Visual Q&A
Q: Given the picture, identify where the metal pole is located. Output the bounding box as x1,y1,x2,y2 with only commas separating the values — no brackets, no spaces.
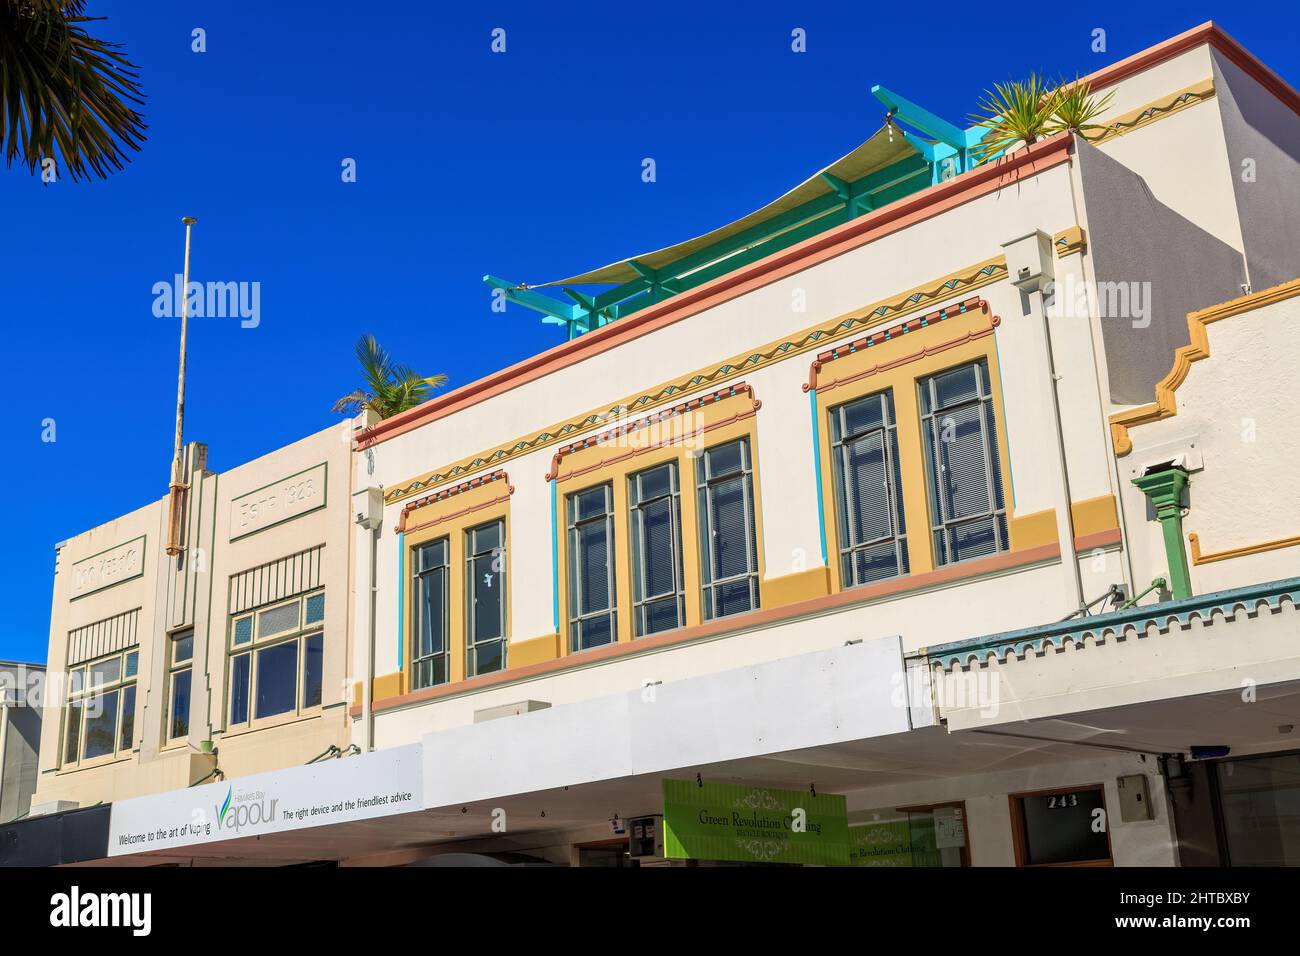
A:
166,217,197,556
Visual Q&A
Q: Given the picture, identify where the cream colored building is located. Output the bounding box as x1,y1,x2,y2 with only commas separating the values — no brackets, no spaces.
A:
32,421,359,812
23,22,1300,868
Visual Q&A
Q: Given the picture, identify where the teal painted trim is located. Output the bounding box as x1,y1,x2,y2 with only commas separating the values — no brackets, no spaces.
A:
872,85,984,150
396,532,405,671
809,389,828,566
925,576,1300,671
550,480,560,632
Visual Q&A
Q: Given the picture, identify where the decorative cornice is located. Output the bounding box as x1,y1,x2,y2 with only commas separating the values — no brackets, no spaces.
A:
1053,225,1086,258
1109,276,1300,455
547,384,757,481
925,576,1300,672
804,297,996,392
1078,23,1300,120
1189,530,1300,566
1083,79,1216,146
383,258,1007,503
395,470,512,533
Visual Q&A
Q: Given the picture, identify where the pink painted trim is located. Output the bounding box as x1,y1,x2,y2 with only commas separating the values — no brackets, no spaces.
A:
1080,22,1300,118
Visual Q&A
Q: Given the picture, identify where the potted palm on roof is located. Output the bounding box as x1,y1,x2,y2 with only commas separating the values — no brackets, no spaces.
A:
333,334,447,421
969,73,1113,163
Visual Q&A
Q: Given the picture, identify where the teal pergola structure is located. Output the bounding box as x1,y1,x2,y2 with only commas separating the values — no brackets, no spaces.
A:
486,87,994,340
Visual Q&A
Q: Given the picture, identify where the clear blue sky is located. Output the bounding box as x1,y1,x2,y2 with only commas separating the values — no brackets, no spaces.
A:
2,2,1294,663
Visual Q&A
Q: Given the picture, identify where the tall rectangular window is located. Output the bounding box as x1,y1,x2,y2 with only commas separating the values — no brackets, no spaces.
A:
696,438,761,621
919,359,1008,566
61,647,137,767
166,629,193,742
228,589,325,727
465,519,507,676
628,462,685,636
568,484,617,651
412,538,449,689
830,390,909,587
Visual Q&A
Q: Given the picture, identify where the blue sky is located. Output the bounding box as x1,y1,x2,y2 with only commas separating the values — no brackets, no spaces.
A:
2,2,1295,663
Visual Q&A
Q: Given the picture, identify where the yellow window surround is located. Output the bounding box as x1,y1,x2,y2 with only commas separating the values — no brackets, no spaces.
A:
808,297,1017,588
400,471,513,688
549,384,764,654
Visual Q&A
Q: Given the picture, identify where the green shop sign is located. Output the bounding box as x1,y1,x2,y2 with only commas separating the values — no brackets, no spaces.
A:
662,779,849,865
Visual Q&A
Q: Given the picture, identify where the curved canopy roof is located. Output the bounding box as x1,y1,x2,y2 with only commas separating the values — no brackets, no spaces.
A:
535,125,921,288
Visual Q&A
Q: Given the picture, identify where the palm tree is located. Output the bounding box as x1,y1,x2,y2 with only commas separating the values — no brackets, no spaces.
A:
1,1,146,181
333,334,448,420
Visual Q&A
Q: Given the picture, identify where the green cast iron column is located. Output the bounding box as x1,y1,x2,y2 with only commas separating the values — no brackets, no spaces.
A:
1132,467,1193,600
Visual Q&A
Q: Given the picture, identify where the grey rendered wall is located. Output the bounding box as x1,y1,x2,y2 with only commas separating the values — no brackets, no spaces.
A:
1212,50,1300,291
1075,139,1246,405
1,704,41,822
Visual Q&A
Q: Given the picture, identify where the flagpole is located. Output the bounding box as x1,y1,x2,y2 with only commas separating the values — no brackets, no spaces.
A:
165,216,197,556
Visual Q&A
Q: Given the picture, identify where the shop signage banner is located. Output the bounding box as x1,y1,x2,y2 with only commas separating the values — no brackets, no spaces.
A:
662,779,849,865
107,744,422,856
848,821,913,867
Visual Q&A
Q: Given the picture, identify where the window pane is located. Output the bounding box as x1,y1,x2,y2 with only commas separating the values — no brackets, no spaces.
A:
576,521,611,614
82,690,119,760
851,541,904,585
708,477,750,579
472,640,505,676
713,579,756,618
233,616,253,646
255,641,298,719
578,614,614,650
172,631,194,664
845,432,892,543
124,651,139,678
705,441,743,478
842,394,885,436
574,487,608,521
937,404,992,519
642,597,682,636
417,566,447,658
414,656,447,690
471,554,504,642
230,653,251,724
637,464,673,501
417,539,447,572
169,669,192,740
930,364,981,410
120,685,136,751
302,633,323,709
64,700,83,764
641,499,678,598
89,656,120,688
304,592,325,625
472,521,501,554
258,601,300,639
69,667,84,696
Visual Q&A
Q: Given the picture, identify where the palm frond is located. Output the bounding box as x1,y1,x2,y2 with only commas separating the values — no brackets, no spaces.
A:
969,73,1058,164
1048,76,1115,138
1,0,147,181
336,335,446,420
